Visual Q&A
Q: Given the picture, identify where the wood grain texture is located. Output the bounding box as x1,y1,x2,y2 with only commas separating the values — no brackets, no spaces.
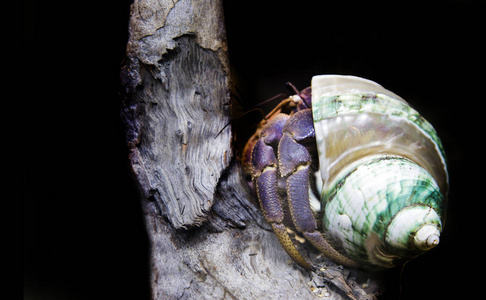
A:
122,0,231,229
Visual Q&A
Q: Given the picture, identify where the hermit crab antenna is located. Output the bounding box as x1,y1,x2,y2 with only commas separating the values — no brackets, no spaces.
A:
285,82,300,95
250,93,288,109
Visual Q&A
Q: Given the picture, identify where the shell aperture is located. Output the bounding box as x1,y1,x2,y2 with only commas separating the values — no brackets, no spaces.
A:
311,75,448,269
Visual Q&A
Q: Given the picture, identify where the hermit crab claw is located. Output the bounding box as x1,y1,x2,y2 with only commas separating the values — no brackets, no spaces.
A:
249,109,358,269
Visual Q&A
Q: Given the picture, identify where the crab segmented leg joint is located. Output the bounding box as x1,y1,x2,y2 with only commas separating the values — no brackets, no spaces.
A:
278,110,359,268
251,109,358,269
251,114,313,269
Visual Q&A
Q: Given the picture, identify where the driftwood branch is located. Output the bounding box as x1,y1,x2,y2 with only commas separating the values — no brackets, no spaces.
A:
121,0,381,299
122,0,231,229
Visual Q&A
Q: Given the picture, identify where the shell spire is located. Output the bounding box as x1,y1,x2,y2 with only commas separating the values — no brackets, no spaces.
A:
414,225,440,250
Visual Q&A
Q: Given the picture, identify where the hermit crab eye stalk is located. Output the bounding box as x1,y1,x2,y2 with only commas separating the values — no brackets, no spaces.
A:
242,75,448,271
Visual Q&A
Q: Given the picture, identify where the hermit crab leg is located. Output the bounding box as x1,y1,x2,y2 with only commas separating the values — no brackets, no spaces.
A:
255,168,313,270
251,115,313,270
278,110,359,268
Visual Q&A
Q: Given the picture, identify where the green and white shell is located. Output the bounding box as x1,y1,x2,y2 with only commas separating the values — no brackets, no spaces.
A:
311,75,448,270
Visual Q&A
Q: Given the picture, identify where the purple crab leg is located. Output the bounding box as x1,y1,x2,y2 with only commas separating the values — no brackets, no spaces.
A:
251,115,313,269
279,110,359,268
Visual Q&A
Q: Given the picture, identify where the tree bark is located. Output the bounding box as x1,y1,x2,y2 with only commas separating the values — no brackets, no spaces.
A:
121,0,381,299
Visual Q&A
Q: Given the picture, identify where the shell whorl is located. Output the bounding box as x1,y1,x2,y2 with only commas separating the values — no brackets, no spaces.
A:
311,75,448,269
386,206,441,252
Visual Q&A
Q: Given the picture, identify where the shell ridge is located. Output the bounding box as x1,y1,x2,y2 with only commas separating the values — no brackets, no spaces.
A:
313,92,448,195
313,92,447,160
322,156,444,268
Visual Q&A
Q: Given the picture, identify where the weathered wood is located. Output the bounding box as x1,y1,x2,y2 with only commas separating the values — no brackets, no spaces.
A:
122,0,231,229
121,0,381,299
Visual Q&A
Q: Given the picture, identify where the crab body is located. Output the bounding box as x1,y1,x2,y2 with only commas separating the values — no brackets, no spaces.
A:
243,75,448,271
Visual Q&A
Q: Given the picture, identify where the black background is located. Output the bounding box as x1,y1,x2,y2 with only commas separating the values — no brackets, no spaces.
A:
24,1,482,299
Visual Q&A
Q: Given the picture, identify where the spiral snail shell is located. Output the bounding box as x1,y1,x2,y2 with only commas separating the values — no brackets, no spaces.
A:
312,75,448,269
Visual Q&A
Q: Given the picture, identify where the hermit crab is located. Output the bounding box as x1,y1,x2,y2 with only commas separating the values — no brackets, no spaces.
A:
242,75,448,270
